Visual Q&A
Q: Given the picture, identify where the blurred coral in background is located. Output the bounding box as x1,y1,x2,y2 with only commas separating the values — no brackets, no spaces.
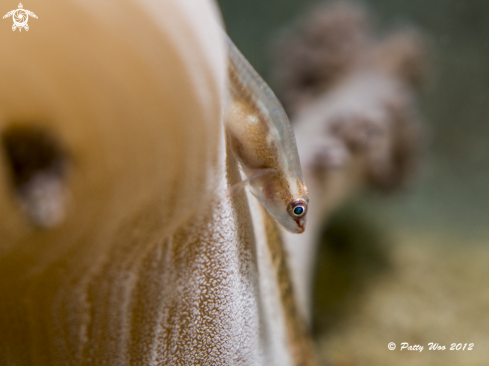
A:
220,0,489,364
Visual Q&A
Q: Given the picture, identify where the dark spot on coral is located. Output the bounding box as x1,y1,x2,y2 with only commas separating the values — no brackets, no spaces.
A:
1,124,69,227
1,124,67,190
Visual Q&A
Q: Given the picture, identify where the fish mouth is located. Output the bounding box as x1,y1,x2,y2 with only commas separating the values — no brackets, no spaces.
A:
293,217,306,233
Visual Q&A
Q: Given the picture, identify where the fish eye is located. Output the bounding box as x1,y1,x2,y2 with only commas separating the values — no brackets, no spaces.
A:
293,206,304,216
288,199,307,219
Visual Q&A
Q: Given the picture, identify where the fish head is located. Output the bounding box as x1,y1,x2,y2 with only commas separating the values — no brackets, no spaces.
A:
250,172,309,234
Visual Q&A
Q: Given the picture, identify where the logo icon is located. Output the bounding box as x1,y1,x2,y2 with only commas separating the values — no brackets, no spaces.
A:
3,3,37,32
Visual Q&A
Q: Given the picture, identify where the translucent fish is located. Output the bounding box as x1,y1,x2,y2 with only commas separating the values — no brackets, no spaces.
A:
225,35,309,234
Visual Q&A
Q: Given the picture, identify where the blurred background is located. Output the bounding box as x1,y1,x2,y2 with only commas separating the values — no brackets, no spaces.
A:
218,0,489,364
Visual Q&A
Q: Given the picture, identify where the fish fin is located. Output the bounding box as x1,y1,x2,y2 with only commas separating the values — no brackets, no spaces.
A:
225,168,276,198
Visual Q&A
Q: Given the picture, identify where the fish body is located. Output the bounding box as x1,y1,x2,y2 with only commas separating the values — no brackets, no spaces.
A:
225,36,309,234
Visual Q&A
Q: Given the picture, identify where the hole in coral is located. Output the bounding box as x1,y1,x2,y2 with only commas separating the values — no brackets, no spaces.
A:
1,124,69,228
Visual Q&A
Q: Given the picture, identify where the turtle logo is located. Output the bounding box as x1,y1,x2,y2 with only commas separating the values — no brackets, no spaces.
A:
3,3,37,32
